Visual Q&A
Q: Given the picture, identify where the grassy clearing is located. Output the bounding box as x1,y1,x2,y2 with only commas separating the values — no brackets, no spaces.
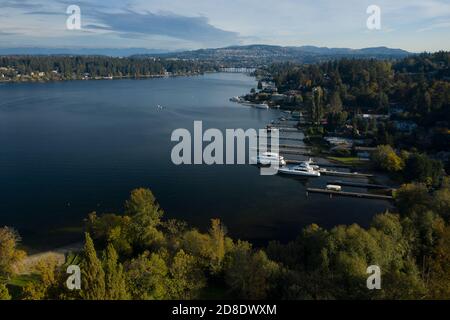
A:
327,156,368,166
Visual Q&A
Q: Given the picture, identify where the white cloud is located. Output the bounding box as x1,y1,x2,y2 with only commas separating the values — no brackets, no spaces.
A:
0,0,448,51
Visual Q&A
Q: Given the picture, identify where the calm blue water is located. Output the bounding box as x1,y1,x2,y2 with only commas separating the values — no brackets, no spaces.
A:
0,73,391,249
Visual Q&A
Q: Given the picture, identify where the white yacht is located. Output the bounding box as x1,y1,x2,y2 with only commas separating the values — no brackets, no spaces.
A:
252,152,286,166
278,162,321,177
304,158,320,170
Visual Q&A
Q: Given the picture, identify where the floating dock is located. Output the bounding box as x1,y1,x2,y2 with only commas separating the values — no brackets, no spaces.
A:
306,188,393,200
327,180,394,190
278,137,304,142
319,169,374,178
280,149,312,156
261,144,309,150
277,128,300,132
284,160,350,169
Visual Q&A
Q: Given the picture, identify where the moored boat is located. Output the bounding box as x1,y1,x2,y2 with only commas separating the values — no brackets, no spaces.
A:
277,162,321,177
251,152,286,166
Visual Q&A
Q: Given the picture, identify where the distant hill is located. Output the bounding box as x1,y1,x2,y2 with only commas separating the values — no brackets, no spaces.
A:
0,47,170,57
0,45,412,65
137,44,412,66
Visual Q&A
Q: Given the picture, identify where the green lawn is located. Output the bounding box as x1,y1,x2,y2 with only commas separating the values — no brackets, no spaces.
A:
327,156,368,166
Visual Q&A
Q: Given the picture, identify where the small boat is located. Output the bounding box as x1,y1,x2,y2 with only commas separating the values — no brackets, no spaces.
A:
253,103,269,109
326,184,342,191
278,162,321,177
230,96,242,102
252,152,286,166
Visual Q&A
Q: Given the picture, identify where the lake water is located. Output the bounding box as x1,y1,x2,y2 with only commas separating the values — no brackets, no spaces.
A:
0,73,391,250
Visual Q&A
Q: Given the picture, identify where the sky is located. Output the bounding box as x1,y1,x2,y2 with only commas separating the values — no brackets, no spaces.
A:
0,0,449,52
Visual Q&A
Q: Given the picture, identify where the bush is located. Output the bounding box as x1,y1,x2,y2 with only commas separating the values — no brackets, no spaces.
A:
371,145,404,172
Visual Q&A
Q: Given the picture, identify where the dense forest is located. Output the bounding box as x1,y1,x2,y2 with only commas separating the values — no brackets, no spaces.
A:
270,52,449,120
1,180,449,300
265,52,449,155
0,56,219,81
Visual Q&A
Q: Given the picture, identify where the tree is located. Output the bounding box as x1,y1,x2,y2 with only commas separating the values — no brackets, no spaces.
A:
0,283,11,300
394,183,431,217
371,145,404,172
126,251,169,300
208,219,227,274
21,255,61,300
330,90,343,112
103,244,129,300
125,188,162,220
433,187,450,221
323,224,385,299
428,224,450,299
380,258,426,299
327,111,348,132
168,250,205,299
0,227,26,278
404,153,443,186
225,241,280,299
126,188,164,249
86,212,133,256
311,87,324,125
81,233,106,300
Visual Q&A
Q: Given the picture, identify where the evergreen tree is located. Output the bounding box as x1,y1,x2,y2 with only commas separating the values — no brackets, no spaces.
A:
103,244,130,300
208,219,226,274
81,233,106,300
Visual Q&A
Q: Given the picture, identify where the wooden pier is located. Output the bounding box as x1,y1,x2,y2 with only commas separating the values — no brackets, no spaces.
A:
306,188,393,200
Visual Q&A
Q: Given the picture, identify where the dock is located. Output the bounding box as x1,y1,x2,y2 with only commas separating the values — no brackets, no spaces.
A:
278,137,304,142
260,144,309,150
280,149,312,156
311,162,350,169
319,169,374,178
306,188,393,200
278,128,300,132
327,180,394,190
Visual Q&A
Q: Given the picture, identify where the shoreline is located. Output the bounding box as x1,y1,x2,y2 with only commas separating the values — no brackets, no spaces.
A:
0,72,208,84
